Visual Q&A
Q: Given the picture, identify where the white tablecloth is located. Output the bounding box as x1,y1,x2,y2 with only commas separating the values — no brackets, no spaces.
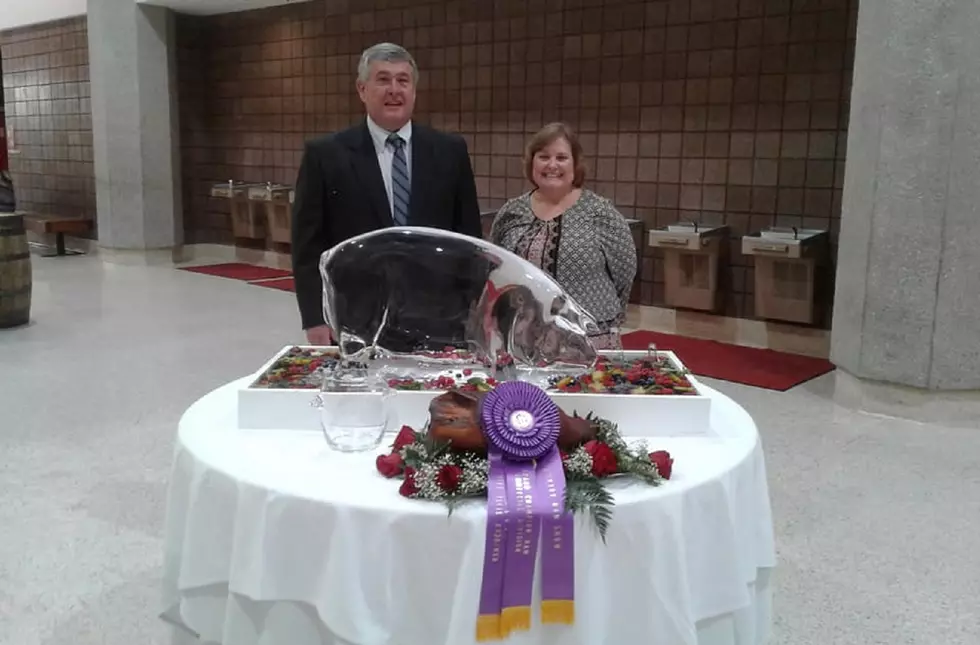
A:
162,378,776,645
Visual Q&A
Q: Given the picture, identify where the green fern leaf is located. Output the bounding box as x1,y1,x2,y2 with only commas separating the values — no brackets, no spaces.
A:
563,477,616,542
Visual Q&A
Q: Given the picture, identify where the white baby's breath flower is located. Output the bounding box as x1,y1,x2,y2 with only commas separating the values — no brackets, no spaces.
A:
564,447,593,478
459,456,489,495
415,463,445,500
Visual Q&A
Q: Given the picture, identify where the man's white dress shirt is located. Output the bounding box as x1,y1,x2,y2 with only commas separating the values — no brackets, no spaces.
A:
365,116,413,219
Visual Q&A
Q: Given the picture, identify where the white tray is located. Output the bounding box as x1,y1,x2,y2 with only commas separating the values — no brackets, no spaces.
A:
238,346,712,437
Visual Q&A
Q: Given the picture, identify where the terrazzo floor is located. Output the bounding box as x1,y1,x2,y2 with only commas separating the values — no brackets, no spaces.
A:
1,254,978,645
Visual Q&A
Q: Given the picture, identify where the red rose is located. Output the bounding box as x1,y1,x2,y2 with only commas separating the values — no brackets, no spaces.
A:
583,440,618,477
392,425,416,452
649,450,673,479
436,464,463,492
399,467,418,497
375,453,404,478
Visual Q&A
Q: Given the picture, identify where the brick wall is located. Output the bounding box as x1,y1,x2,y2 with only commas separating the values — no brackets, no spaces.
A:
178,0,856,326
0,17,96,229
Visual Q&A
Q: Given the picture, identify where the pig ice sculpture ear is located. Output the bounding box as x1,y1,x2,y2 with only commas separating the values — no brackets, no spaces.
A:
318,227,598,385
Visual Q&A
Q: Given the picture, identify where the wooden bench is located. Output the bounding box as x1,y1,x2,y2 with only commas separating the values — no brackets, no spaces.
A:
22,213,93,256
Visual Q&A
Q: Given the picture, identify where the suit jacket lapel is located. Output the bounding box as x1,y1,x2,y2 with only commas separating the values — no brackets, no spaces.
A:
409,126,431,224
347,121,393,228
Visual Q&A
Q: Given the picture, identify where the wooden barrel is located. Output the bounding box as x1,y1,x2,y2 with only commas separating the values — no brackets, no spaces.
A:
0,212,32,328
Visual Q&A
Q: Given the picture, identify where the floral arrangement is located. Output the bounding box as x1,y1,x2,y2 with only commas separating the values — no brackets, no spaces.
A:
376,404,674,539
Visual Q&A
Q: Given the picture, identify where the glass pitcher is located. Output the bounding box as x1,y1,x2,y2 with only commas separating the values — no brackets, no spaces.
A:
311,360,396,452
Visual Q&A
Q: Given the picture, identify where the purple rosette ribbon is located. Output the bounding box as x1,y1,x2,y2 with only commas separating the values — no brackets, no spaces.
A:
475,382,574,641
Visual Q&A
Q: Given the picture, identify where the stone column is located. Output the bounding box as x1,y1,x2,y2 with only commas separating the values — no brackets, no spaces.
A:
87,0,181,251
832,0,980,390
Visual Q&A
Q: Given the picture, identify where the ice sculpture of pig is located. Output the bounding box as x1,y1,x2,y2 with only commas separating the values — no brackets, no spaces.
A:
318,227,599,375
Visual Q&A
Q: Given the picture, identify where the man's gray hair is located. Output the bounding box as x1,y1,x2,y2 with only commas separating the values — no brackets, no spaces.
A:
357,43,419,84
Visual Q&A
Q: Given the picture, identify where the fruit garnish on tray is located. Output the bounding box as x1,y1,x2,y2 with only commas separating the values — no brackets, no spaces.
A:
252,346,341,389
387,354,697,396
387,370,498,393
549,356,697,395
252,349,698,396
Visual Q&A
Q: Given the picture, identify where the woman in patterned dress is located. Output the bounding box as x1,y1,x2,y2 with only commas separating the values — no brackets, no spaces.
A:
489,122,638,350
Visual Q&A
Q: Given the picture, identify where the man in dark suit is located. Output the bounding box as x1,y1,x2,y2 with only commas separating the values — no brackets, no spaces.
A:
291,42,483,345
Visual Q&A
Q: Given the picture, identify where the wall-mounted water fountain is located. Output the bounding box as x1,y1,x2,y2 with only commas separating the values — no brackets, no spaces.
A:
248,183,293,246
648,221,729,312
742,227,828,324
211,181,265,241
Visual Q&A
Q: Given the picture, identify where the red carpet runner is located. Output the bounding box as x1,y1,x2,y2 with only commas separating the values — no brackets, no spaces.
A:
622,330,834,391
180,262,292,282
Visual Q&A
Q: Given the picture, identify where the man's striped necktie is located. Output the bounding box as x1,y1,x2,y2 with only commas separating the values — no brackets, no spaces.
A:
387,133,410,226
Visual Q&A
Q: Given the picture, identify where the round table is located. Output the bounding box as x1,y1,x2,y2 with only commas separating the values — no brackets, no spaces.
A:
162,378,776,645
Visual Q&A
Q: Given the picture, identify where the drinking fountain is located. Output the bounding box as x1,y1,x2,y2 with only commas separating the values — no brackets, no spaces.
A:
741,226,829,324
648,220,729,312
210,180,266,241
248,182,293,246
